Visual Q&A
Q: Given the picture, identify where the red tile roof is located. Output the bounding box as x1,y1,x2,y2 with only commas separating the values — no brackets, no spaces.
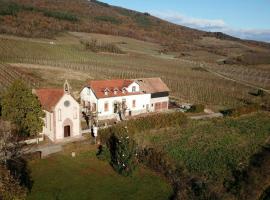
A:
87,79,142,99
35,89,64,112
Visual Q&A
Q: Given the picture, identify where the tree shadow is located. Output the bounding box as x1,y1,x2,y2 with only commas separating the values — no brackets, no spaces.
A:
7,157,33,192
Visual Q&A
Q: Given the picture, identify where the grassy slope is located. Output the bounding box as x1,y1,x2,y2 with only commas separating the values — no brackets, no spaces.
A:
1,33,269,109
135,112,270,186
27,145,172,200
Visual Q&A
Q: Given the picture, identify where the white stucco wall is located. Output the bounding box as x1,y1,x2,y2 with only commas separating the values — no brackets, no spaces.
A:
127,82,140,93
80,87,98,105
54,94,81,140
42,111,54,141
97,93,151,119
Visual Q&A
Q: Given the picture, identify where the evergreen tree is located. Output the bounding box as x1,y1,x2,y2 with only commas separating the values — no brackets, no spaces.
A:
1,80,44,137
108,127,138,176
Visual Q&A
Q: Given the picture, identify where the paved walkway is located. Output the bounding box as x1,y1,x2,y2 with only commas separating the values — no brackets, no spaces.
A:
25,135,89,158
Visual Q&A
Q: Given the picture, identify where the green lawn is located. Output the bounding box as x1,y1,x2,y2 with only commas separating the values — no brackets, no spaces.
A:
27,146,172,200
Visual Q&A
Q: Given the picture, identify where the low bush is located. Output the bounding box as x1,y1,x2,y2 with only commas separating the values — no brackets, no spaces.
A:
221,104,261,117
0,165,27,200
99,112,187,144
91,0,110,7
225,144,270,200
188,104,205,113
96,145,111,162
0,1,78,22
134,14,152,27
138,147,218,200
81,39,124,54
0,2,22,16
43,10,78,22
94,16,121,24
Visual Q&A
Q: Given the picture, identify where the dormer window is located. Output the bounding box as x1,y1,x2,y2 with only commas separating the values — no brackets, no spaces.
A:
114,88,119,95
122,87,127,94
104,88,110,96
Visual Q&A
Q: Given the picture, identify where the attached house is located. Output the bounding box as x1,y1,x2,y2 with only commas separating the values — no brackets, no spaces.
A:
135,78,170,112
35,81,81,142
80,78,170,120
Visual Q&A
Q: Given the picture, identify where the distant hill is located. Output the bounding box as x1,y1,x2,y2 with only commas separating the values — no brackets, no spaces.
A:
0,0,270,64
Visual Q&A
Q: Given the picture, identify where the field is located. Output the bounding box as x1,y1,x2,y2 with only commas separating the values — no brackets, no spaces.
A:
0,32,269,109
27,145,172,200
134,112,270,188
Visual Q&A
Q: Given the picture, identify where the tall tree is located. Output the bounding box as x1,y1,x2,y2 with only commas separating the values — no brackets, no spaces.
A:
108,127,138,176
1,80,44,138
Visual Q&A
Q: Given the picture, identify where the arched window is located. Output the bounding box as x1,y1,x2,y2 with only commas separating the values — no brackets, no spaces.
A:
58,109,62,121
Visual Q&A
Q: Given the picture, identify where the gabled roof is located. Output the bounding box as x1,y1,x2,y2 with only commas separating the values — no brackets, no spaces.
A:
86,79,141,99
35,89,64,112
135,78,170,93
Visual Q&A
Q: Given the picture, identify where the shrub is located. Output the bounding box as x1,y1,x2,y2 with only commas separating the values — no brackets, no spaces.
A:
188,104,205,113
0,165,27,200
96,145,111,162
0,2,21,16
134,14,152,27
91,0,110,7
81,39,124,54
43,10,78,22
94,16,121,24
138,147,217,200
99,112,187,144
221,104,261,117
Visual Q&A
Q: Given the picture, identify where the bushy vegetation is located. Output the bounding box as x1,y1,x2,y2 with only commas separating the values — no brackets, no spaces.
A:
1,80,44,137
107,128,138,176
43,10,78,22
0,165,27,200
99,112,187,143
0,1,78,21
91,0,110,7
134,14,152,27
225,143,270,200
134,112,270,198
221,104,261,117
188,104,205,113
94,16,121,24
81,39,124,54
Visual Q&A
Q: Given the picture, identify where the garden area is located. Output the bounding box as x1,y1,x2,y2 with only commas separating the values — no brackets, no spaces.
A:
99,111,270,199
26,145,172,200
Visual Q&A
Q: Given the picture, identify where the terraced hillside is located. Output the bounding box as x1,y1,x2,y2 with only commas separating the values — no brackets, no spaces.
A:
1,33,269,109
0,63,38,92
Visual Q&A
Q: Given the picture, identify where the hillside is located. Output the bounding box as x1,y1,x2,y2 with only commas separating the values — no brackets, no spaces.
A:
1,32,269,109
1,0,270,64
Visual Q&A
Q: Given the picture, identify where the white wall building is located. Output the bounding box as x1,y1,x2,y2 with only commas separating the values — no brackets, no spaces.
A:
35,81,81,142
80,78,170,120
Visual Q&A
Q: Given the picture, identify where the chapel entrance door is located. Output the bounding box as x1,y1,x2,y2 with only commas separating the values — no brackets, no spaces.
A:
64,126,71,138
